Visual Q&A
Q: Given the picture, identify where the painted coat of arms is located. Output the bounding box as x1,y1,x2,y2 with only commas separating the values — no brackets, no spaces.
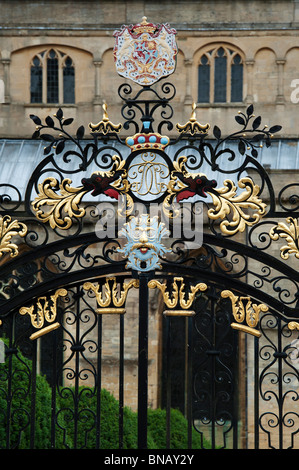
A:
113,17,178,86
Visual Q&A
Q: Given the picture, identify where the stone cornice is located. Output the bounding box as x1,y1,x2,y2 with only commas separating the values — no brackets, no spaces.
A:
1,23,299,36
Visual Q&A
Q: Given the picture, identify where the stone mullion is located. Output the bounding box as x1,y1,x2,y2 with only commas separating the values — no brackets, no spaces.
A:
184,58,193,105
58,58,64,105
276,59,286,105
226,53,232,103
94,59,103,104
245,59,254,104
93,59,103,120
1,58,11,104
210,57,215,103
42,56,47,104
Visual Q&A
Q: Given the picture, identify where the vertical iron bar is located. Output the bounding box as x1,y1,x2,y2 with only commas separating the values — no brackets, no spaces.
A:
6,319,14,449
30,340,37,449
254,335,259,449
137,272,149,449
187,315,193,449
232,330,239,449
96,313,102,449
50,327,58,448
211,296,216,449
277,317,283,449
73,285,80,449
244,334,248,450
119,313,124,449
165,315,171,449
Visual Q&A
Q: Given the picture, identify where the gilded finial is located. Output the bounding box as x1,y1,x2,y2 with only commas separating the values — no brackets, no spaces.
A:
102,102,109,121
88,101,122,135
190,102,197,121
176,101,210,136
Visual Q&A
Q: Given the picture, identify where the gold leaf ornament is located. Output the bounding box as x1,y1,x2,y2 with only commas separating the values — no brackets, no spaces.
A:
176,102,210,135
19,288,68,340
83,277,139,314
89,102,122,135
162,157,265,235
208,177,266,235
269,217,299,260
19,288,68,329
148,277,207,310
32,177,87,230
221,290,268,337
0,215,27,258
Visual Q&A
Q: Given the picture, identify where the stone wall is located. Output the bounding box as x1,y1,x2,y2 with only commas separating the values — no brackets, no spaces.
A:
0,0,298,138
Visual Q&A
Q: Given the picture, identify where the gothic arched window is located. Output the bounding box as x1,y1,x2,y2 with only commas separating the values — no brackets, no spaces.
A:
198,46,243,104
30,49,75,104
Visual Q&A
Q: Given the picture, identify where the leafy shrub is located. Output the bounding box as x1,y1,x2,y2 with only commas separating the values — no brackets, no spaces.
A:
55,386,157,449
148,407,209,449
0,339,208,449
0,339,52,449
55,388,208,449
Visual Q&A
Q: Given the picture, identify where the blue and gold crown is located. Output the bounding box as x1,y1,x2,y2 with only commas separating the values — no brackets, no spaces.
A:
125,133,170,152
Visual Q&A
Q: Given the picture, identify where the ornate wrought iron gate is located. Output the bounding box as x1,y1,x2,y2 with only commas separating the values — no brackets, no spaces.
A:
1,18,299,450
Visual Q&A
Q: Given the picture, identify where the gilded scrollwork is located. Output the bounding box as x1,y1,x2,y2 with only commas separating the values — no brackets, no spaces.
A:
32,177,88,230
288,321,299,331
207,177,267,235
221,290,268,337
162,154,266,235
148,276,207,310
269,217,299,260
0,215,27,258
32,154,133,229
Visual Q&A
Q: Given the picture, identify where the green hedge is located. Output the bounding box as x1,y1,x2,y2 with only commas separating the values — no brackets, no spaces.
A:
0,339,209,449
54,386,153,449
0,340,52,449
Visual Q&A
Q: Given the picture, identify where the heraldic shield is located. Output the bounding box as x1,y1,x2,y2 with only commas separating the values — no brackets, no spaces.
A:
113,17,178,86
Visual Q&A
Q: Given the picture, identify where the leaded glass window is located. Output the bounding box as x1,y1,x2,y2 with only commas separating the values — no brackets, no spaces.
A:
47,49,59,103
198,55,210,103
198,46,243,104
231,54,243,102
63,57,75,104
30,49,75,104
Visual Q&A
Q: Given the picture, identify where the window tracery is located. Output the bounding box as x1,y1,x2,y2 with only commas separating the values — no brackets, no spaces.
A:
30,48,75,104
198,46,243,104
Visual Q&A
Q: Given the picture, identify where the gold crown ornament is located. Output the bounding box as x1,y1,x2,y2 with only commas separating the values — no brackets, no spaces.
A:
125,132,170,152
131,17,157,35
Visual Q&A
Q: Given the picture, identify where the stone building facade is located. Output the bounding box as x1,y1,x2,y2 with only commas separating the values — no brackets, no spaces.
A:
1,0,299,139
1,0,299,449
